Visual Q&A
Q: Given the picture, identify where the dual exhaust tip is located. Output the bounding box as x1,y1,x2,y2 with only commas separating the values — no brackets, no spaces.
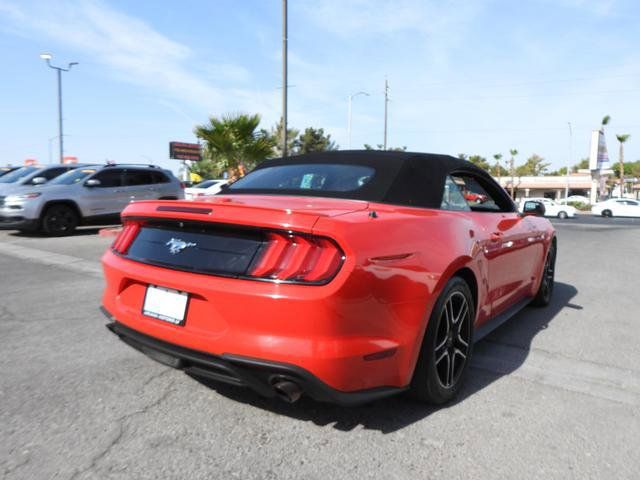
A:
271,379,302,403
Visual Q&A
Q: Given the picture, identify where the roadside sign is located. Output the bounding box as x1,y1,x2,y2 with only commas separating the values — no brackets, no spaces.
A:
169,142,202,161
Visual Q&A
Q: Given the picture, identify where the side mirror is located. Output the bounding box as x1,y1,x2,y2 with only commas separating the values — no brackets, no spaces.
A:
85,178,101,187
219,183,230,191
31,176,47,185
523,200,546,217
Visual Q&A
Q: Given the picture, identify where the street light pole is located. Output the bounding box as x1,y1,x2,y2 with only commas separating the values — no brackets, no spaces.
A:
566,122,572,199
281,0,288,158
40,53,78,164
347,91,369,149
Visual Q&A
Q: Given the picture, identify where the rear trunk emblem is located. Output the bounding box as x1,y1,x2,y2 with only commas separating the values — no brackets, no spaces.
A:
166,238,197,254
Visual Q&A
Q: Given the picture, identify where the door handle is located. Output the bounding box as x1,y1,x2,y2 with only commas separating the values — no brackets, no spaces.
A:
490,232,503,242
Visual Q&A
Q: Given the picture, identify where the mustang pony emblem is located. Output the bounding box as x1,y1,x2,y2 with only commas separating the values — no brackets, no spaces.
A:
166,238,197,255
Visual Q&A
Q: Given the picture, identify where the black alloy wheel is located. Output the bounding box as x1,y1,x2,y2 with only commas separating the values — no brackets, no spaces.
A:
602,209,613,217
531,241,556,307
433,291,472,388
411,276,474,404
41,205,79,236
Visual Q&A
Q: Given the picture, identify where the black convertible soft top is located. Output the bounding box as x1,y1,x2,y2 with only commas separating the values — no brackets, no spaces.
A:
225,150,515,211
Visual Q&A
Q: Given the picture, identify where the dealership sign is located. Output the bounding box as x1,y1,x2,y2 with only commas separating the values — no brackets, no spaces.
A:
169,142,202,161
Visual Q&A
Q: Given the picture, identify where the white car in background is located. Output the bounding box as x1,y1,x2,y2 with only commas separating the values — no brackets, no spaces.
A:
184,179,228,200
591,198,640,217
557,195,591,205
518,197,577,219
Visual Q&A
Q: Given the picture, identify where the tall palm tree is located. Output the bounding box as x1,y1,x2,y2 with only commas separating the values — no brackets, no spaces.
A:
493,153,503,180
194,113,274,178
616,134,630,197
509,149,518,198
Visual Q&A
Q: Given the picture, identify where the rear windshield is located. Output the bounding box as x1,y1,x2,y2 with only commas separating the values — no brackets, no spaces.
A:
228,163,375,193
0,166,38,183
49,168,98,185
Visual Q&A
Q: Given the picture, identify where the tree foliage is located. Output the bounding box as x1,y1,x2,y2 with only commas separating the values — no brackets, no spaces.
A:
611,160,640,177
194,113,273,178
297,127,337,154
364,144,407,151
515,154,550,176
262,118,299,157
546,166,568,176
468,155,490,171
572,158,590,172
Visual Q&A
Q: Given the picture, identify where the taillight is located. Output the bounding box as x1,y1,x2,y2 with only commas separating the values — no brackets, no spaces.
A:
248,232,344,284
111,221,141,254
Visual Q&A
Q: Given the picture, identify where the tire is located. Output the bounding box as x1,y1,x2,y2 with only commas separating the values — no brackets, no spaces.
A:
602,209,612,218
41,204,79,236
557,211,568,219
530,241,556,307
410,276,474,404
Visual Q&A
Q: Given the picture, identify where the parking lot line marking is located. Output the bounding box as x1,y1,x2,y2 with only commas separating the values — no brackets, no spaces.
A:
0,242,102,277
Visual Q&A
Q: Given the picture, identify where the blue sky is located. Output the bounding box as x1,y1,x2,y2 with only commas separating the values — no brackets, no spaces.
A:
1,0,639,174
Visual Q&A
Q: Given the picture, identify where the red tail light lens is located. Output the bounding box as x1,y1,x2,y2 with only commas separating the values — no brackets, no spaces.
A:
249,232,344,284
111,221,141,254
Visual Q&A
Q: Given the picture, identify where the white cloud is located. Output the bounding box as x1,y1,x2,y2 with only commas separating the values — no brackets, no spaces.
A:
300,0,481,37
0,0,276,120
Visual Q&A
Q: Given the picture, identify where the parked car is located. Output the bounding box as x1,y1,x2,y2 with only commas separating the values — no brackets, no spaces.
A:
102,151,556,406
184,179,228,200
518,197,576,219
591,198,640,217
0,164,183,235
557,195,590,205
0,166,20,178
0,164,81,194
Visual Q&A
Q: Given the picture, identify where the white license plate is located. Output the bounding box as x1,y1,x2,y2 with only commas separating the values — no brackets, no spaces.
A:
142,285,189,325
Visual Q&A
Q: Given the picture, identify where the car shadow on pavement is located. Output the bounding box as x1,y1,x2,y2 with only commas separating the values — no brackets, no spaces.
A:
9,226,107,237
191,282,579,434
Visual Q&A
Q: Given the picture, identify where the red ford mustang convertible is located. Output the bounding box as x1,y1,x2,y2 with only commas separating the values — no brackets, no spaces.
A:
101,151,556,405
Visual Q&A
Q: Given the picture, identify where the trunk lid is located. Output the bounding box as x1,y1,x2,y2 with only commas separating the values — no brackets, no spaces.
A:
122,195,369,232
117,195,365,281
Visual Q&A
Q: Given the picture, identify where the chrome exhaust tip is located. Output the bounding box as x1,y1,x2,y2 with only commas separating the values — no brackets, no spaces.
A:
272,380,302,403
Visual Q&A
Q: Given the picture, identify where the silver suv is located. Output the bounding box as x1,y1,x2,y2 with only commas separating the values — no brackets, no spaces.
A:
0,164,183,235
0,164,82,194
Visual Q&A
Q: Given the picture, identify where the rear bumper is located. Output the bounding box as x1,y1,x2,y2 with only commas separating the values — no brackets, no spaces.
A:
102,307,405,406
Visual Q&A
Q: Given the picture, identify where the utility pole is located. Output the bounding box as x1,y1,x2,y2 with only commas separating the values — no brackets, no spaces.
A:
566,122,572,200
281,0,288,158
40,53,78,163
383,78,389,150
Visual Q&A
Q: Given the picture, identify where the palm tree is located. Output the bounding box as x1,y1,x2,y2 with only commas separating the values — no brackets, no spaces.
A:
616,134,630,197
602,115,611,128
509,149,518,198
493,153,503,181
194,113,273,179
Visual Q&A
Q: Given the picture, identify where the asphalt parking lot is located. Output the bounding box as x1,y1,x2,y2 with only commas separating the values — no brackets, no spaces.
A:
1,217,640,479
